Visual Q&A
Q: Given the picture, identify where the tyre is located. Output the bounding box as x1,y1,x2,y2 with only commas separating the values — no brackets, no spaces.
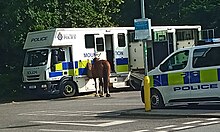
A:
151,90,165,108
60,81,77,97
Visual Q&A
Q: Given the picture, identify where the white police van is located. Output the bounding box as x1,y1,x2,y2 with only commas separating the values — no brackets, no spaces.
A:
141,43,220,108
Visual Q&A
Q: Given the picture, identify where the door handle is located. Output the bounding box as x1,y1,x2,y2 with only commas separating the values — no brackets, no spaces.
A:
181,73,186,77
192,71,199,76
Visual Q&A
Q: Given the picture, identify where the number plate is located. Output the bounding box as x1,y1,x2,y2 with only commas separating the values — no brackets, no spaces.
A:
29,85,37,89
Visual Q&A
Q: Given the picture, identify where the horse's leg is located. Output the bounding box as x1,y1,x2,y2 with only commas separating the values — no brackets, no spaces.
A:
94,78,99,97
99,78,104,97
104,76,110,97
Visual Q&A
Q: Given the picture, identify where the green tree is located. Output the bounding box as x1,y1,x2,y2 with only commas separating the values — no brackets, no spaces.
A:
182,0,220,31
145,0,220,32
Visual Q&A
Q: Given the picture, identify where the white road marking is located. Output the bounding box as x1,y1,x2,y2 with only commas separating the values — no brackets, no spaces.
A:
31,120,135,127
154,125,176,130
39,129,104,132
132,130,149,132
39,129,75,132
199,121,220,126
172,125,195,130
19,110,114,117
182,120,203,125
97,120,134,127
206,118,219,121
94,103,142,106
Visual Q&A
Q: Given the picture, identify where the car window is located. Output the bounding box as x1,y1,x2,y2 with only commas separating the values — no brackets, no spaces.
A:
193,47,220,68
160,50,189,72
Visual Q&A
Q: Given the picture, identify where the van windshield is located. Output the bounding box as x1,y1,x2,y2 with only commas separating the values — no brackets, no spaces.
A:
24,49,48,67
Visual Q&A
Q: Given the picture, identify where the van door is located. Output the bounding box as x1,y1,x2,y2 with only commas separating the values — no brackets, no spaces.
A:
190,46,220,99
114,33,129,73
105,34,115,72
94,34,106,60
158,49,190,103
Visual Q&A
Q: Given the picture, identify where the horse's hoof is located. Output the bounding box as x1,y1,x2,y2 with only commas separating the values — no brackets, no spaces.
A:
106,94,111,97
99,95,104,97
94,94,99,97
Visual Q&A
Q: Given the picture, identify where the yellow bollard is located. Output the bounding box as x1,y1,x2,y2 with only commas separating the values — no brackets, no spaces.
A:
144,76,151,111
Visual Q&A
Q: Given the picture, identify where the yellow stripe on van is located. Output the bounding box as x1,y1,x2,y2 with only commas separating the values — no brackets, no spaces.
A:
116,65,128,72
79,60,88,68
168,72,184,85
68,69,74,76
55,63,63,71
74,69,79,76
149,75,154,87
200,69,218,83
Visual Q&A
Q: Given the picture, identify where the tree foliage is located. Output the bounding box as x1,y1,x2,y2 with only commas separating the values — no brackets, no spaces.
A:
0,0,124,71
145,0,220,31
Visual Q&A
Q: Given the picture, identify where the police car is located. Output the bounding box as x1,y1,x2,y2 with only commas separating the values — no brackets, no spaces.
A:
141,43,220,108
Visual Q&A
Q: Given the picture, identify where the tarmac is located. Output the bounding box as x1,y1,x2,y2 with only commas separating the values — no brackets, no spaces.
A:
119,107,220,118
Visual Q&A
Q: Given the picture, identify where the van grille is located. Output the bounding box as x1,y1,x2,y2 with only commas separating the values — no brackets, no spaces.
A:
27,75,40,81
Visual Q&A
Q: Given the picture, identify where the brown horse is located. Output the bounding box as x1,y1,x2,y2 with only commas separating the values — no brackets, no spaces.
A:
87,58,111,97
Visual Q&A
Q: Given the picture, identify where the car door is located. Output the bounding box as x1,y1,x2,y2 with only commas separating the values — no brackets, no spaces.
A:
158,49,191,102
190,46,220,99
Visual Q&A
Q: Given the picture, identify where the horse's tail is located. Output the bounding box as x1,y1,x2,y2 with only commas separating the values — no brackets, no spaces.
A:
103,61,111,90
103,61,110,78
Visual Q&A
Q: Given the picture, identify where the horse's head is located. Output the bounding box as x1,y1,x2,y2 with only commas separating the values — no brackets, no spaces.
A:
86,62,93,79
93,57,100,63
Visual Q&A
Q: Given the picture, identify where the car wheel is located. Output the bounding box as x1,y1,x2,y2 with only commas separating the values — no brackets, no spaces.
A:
60,81,77,97
151,90,164,108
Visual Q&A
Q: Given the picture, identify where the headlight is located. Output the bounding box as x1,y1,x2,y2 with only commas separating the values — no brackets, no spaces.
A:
41,84,47,89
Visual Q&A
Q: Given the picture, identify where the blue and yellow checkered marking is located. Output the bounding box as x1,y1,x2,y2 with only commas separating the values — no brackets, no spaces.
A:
116,58,128,72
49,62,74,78
150,68,220,87
74,60,91,76
48,60,93,78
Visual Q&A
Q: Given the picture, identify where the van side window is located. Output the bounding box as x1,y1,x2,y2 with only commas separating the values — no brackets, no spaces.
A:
193,47,220,68
160,50,189,72
96,37,104,51
118,33,126,47
51,48,65,71
85,34,95,48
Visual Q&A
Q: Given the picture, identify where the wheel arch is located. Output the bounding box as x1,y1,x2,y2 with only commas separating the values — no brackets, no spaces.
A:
59,76,79,93
141,86,165,107
150,87,165,108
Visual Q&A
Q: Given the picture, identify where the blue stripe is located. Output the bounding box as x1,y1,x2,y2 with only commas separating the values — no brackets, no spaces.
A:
116,58,128,65
79,68,87,75
75,61,78,68
153,75,161,87
62,62,74,70
190,70,200,83
218,69,220,81
49,72,63,77
161,74,168,86
183,72,190,84
68,62,74,69
62,62,68,70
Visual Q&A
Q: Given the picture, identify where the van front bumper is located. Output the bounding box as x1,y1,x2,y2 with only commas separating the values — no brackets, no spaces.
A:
22,81,60,95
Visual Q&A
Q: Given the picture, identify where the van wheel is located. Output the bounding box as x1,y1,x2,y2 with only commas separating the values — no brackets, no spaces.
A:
60,81,77,97
151,90,164,109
